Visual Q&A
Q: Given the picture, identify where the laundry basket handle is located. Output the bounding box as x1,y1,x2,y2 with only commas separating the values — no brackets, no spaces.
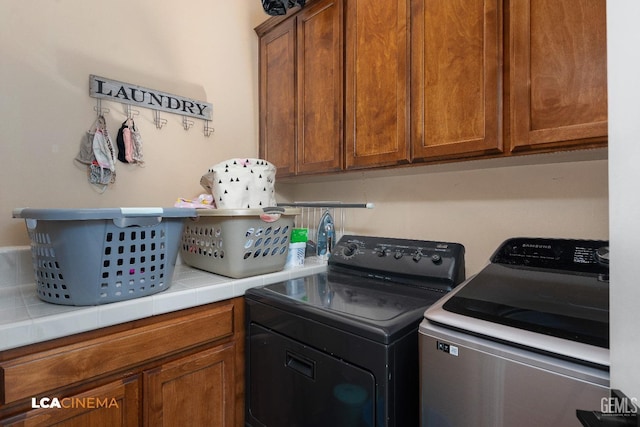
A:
262,206,285,214
260,206,285,223
112,216,162,228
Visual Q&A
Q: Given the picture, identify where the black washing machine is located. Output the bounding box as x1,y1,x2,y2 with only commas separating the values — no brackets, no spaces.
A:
245,235,465,427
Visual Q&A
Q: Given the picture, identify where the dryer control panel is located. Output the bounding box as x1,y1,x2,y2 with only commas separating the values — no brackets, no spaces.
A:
328,235,466,291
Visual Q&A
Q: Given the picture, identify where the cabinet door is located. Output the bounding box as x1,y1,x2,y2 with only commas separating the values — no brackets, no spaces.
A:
258,0,343,177
144,344,235,427
509,0,607,151
258,18,296,177
0,377,139,427
296,0,343,175
345,0,410,169
411,0,502,161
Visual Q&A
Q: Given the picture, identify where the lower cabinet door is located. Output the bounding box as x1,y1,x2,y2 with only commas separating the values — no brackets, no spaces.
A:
144,344,236,427
0,376,140,427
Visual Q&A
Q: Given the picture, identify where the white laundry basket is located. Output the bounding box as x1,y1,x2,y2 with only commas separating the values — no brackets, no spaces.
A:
180,207,299,278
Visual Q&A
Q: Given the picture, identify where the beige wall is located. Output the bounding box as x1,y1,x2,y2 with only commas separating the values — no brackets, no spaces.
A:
1,1,609,279
0,0,267,246
279,153,609,276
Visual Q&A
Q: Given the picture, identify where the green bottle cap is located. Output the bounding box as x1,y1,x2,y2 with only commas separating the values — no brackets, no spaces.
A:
290,228,308,243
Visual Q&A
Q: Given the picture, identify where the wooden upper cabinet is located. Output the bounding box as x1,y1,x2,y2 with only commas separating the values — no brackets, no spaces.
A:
296,0,343,174
345,0,410,169
508,0,608,151
410,0,503,161
257,0,608,176
258,18,296,177
257,0,343,177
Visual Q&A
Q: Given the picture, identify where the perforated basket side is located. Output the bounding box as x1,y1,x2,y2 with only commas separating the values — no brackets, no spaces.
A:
96,221,178,304
25,217,185,305
181,215,294,278
27,223,69,302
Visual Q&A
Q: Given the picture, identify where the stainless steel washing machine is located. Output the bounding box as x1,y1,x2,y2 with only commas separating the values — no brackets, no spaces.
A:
419,237,610,427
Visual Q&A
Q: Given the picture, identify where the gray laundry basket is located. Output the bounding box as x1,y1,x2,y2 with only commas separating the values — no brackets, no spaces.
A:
13,207,196,306
180,207,299,278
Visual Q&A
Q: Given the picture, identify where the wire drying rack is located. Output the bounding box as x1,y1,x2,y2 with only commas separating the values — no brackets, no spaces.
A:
277,202,374,245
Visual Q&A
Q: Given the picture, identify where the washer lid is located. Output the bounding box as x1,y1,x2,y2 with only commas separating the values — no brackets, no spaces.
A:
424,238,610,367
441,263,609,348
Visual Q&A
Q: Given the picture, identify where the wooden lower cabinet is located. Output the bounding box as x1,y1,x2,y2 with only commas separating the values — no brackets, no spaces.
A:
144,344,236,427
0,298,245,427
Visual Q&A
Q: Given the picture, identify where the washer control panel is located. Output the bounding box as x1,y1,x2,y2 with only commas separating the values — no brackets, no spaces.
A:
329,235,466,290
491,237,609,275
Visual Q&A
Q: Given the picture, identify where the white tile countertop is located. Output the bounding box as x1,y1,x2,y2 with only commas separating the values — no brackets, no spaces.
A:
0,246,327,352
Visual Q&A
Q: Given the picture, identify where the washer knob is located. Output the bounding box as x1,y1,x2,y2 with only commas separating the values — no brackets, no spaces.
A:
412,252,422,262
394,251,403,260
595,246,609,265
431,254,442,265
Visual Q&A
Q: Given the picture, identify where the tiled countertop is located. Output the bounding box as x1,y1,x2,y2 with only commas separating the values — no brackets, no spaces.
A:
0,246,327,352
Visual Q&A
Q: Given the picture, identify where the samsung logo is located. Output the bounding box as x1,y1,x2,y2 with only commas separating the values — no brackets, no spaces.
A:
522,243,552,249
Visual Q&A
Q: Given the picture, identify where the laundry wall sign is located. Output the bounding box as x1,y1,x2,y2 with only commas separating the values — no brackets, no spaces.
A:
89,75,213,120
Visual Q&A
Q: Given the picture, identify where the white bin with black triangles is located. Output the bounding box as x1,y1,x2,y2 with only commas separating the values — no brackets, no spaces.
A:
200,158,277,209
13,207,196,306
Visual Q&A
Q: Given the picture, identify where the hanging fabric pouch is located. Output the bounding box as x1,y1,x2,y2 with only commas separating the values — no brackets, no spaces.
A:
116,120,129,163
75,130,95,165
89,163,114,185
87,116,116,191
76,115,115,191
116,119,144,166
130,122,144,165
